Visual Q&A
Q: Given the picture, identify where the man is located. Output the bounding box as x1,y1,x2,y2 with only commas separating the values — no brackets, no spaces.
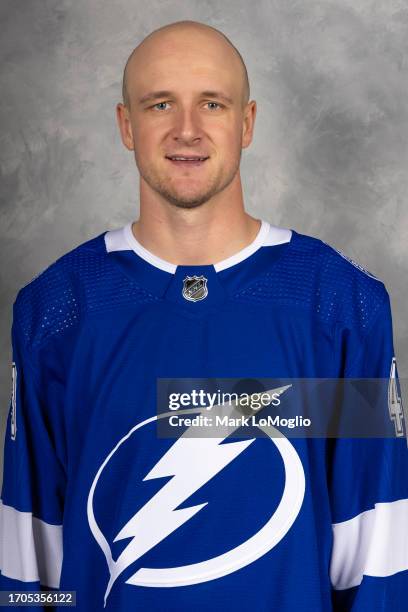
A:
0,19,407,611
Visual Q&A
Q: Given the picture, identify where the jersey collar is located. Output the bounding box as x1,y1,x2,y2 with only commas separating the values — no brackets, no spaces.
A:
105,219,291,274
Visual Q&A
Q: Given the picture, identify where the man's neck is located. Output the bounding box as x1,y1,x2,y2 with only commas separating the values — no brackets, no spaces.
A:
131,208,261,267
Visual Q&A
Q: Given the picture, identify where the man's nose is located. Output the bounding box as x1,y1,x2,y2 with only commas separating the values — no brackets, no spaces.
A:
172,106,203,142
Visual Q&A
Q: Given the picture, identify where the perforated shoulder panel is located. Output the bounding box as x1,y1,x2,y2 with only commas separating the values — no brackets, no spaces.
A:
14,234,159,349
234,232,387,334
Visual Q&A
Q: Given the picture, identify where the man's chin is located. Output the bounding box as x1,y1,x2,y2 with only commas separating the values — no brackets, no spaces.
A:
162,190,215,209
167,198,209,210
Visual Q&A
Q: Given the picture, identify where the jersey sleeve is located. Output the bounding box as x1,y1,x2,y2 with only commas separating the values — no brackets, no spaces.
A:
329,288,408,611
0,311,67,603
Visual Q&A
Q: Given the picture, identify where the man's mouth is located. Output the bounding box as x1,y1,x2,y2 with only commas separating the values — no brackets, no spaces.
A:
165,155,209,167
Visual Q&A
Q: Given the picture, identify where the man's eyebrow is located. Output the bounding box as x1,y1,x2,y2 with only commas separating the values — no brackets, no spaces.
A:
201,91,234,104
138,90,234,105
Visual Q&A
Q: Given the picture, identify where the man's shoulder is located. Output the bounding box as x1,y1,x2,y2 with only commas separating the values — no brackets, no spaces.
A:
13,230,108,349
291,228,385,285
243,227,389,334
290,228,389,327
15,230,107,297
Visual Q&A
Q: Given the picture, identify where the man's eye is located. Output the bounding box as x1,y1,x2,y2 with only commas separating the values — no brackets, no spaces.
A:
206,102,222,110
152,102,170,111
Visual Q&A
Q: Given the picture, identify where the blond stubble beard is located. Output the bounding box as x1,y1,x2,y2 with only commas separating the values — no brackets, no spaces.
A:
135,151,242,209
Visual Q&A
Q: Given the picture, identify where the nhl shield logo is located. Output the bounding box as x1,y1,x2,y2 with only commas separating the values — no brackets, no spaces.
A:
182,275,208,302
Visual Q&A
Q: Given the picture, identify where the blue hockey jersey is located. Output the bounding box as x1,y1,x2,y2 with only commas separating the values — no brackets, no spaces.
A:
1,219,407,611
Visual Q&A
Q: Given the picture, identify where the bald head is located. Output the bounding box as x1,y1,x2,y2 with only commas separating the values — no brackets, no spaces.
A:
122,20,250,111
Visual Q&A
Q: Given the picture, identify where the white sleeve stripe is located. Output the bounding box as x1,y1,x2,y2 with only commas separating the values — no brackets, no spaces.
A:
0,499,62,588
330,498,408,590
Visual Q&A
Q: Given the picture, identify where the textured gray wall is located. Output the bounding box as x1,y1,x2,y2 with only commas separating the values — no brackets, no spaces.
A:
1,1,407,476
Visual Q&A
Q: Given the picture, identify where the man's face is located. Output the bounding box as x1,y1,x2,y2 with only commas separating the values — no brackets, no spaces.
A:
117,30,256,209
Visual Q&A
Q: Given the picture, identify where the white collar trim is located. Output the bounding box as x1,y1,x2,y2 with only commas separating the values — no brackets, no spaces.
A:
105,220,292,274
124,222,177,274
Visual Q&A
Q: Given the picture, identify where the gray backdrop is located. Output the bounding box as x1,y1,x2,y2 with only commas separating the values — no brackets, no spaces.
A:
1,1,407,479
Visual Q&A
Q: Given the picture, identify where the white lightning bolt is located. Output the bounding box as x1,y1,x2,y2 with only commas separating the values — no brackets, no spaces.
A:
104,435,254,601
96,386,290,605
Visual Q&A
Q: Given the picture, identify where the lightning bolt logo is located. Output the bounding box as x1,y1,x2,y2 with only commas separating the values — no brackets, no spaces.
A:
87,386,305,606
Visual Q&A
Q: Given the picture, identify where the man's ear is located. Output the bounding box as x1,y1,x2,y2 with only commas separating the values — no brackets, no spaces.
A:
242,100,257,149
116,103,135,151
